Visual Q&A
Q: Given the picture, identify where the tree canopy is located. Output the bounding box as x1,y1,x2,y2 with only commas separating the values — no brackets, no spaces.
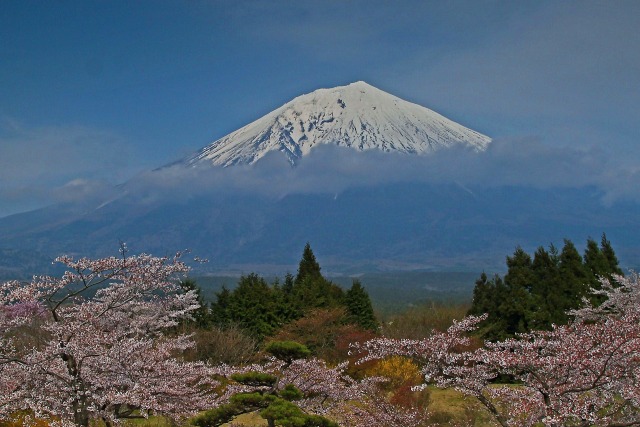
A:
469,235,623,340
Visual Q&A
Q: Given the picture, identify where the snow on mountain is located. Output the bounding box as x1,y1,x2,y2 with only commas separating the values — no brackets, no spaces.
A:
186,81,491,167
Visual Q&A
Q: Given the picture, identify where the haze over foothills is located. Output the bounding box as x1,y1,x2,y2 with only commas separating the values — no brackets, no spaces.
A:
1,1,639,219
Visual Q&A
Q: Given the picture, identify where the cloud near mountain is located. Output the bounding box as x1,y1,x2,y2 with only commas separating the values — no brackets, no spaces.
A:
126,137,636,206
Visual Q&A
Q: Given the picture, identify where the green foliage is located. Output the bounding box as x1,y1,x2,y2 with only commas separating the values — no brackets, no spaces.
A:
469,236,623,340
207,243,375,343
265,341,311,364
345,280,378,331
279,384,303,401
260,399,338,427
230,392,274,407
191,404,242,427
231,372,278,387
295,242,322,285
209,286,232,326
208,274,283,339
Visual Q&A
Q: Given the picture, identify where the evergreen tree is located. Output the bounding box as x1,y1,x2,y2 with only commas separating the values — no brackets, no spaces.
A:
468,272,495,317
228,274,282,339
291,243,344,311
484,275,511,341
530,245,565,328
558,239,590,309
210,285,232,326
584,237,609,285
293,275,344,310
295,243,322,285
282,272,295,294
601,233,623,276
345,279,378,331
468,236,624,340
500,247,535,336
504,247,535,292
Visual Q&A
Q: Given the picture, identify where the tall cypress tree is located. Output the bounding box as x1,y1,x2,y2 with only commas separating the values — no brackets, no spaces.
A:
345,279,378,331
558,239,589,309
228,273,281,339
531,245,564,328
601,233,623,276
499,247,535,337
469,272,495,317
292,243,344,310
295,243,322,285
583,237,609,285
210,286,232,326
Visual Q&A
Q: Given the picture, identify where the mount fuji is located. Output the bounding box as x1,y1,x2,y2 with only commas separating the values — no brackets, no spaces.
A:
0,82,638,278
185,81,490,167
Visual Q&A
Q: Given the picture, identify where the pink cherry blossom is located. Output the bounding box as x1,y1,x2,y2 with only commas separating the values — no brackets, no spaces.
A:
353,273,640,427
1,250,222,427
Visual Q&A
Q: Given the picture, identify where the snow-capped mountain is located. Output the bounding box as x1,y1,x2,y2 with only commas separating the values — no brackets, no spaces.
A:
186,81,491,167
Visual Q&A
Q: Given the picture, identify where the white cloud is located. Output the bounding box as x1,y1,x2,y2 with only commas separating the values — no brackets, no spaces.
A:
131,139,640,205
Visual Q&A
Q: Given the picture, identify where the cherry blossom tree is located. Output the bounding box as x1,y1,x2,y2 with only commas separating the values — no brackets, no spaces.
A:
194,342,425,427
354,273,640,427
0,248,222,427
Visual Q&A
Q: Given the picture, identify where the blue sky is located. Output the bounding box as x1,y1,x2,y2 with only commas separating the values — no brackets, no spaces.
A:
1,1,639,217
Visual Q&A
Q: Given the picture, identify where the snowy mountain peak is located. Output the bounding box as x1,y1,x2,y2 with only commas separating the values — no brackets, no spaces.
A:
187,81,491,167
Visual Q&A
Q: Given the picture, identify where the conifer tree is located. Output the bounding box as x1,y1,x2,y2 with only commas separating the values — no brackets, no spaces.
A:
584,237,609,284
210,285,232,325
468,272,495,317
345,279,378,331
295,242,322,285
468,236,624,340
601,233,623,276
292,243,345,311
498,247,535,336
530,245,565,328
504,247,535,293
283,272,295,294
228,274,281,339
559,239,590,309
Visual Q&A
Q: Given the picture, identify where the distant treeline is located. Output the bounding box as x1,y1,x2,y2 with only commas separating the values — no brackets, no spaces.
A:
469,234,622,340
183,243,378,340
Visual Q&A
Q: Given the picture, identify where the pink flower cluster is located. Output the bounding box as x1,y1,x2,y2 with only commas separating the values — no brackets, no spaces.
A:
353,273,640,426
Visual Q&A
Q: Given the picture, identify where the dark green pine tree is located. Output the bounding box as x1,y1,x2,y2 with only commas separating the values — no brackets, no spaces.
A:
484,275,511,341
600,233,623,276
295,242,322,285
504,247,535,292
228,273,282,339
291,243,344,310
210,285,232,326
282,272,295,294
500,247,535,335
583,237,609,285
558,239,590,310
345,279,378,331
468,272,495,317
530,245,565,328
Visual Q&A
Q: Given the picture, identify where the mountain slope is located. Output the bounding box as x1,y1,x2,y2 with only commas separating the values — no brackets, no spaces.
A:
186,81,491,166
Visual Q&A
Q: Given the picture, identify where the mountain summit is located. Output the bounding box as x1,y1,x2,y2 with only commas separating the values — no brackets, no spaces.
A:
186,81,491,167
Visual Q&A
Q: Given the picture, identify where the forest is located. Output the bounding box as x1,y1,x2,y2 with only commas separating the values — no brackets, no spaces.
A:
1,237,639,427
